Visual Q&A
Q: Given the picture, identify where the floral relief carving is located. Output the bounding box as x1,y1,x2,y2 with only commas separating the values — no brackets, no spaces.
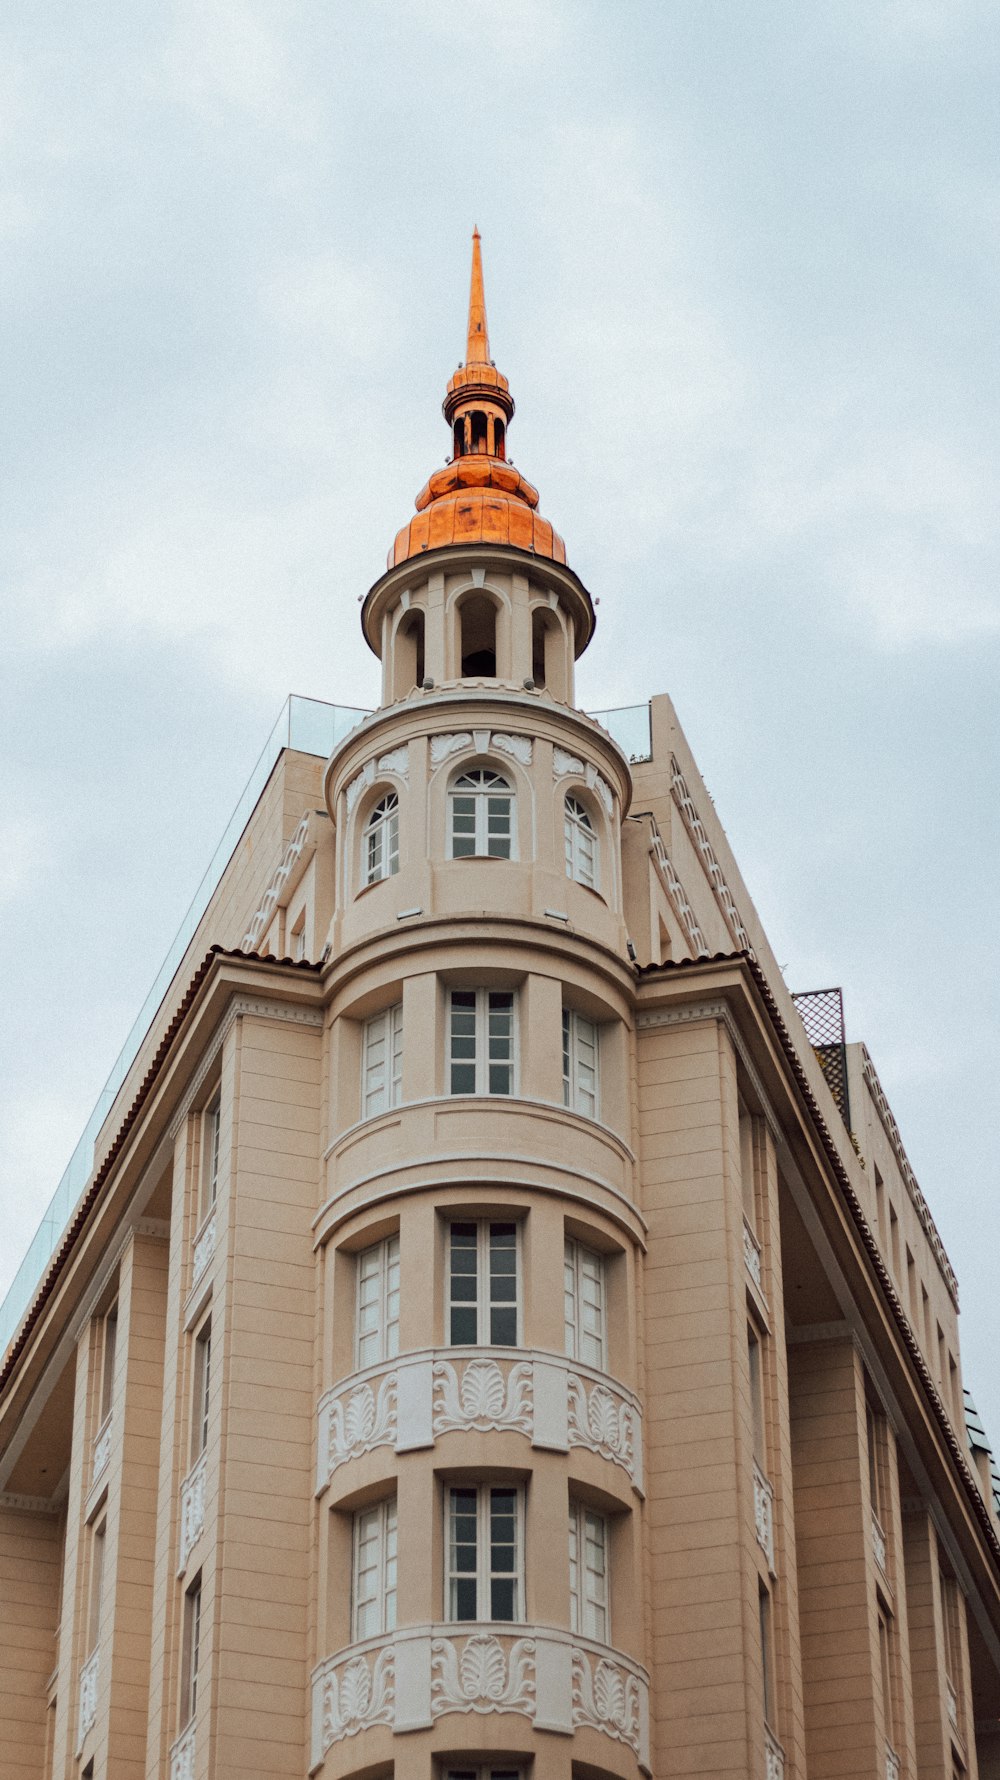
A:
376,745,409,782
326,1373,397,1472
92,1415,112,1484
572,1646,643,1756
743,1218,763,1290
320,1647,395,1749
431,1632,536,1718
179,1451,206,1570
567,1374,639,1485
345,759,376,813
553,747,584,780
766,1726,786,1780
753,1460,775,1570
78,1648,99,1744
430,732,473,765
192,1212,216,1287
432,1357,533,1436
491,732,532,766
169,1723,196,1780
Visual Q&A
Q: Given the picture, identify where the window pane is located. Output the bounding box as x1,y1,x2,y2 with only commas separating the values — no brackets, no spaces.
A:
450,1224,479,1344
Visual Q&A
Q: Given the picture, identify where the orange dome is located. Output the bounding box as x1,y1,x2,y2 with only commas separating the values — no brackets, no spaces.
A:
388,231,567,569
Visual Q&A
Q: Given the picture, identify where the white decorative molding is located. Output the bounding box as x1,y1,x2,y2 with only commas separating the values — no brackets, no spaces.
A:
240,809,313,952
0,1491,62,1514
947,1678,958,1730
321,1372,397,1474
670,756,756,957
78,1647,98,1746
318,1645,394,1750
744,1218,763,1290
648,817,709,956
567,1373,641,1489
592,769,613,814
753,1461,775,1571
765,1726,786,1780
191,1212,216,1288
92,1414,112,1485
431,1631,536,1718
553,747,584,779
432,1357,533,1436
886,1742,901,1780
572,1644,643,1758
179,1451,207,1572
345,758,376,814
491,732,533,766
430,732,473,765
376,745,410,782
871,1509,887,1573
169,1721,196,1780
860,1045,959,1307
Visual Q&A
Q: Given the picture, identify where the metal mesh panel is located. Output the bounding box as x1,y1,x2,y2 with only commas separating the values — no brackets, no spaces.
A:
792,987,851,1132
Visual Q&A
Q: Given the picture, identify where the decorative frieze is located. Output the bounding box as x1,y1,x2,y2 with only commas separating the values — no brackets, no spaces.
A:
553,747,584,779
871,1509,887,1573
670,756,755,957
765,1725,786,1780
377,745,410,781
753,1461,775,1570
78,1648,99,1745
92,1414,112,1485
648,821,709,956
430,731,473,765
492,732,533,766
169,1721,196,1780
430,730,532,768
179,1450,207,1571
431,1631,536,1718
743,1218,763,1290
572,1644,644,1759
567,1372,642,1489
320,1371,397,1475
432,1357,533,1436
240,810,312,952
191,1212,216,1288
861,1044,959,1307
317,1645,394,1750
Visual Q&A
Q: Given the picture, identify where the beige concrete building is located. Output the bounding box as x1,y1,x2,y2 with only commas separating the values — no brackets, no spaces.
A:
2,234,1000,1780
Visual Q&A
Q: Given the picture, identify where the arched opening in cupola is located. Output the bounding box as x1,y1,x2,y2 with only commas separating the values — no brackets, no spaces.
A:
494,418,506,460
470,411,489,454
393,608,425,699
460,594,497,677
531,606,568,699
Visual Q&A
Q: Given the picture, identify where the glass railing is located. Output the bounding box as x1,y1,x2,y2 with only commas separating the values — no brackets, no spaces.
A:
0,693,653,1358
0,695,367,1357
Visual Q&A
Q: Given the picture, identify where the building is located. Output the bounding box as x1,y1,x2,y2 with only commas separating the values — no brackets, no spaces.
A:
2,232,999,1780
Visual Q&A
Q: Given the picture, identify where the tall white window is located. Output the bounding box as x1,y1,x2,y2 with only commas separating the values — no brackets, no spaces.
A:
181,1573,202,1727
362,1005,403,1117
447,1485,522,1622
562,1008,599,1118
449,990,515,1096
352,1498,397,1640
192,1320,212,1463
564,1239,606,1368
87,1520,106,1652
449,769,514,859
364,794,400,885
448,1221,518,1346
98,1303,118,1426
200,1096,220,1221
564,794,598,888
356,1237,400,1368
569,1502,609,1641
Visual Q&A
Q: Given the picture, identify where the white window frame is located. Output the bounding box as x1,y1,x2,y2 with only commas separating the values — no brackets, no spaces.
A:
364,793,400,886
200,1096,221,1221
564,793,598,889
446,1484,524,1623
448,768,516,860
352,1497,397,1641
569,1500,609,1641
562,1007,599,1119
448,989,516,1097
362,1004,403,1118
192,1319,212,1463
181,1572,202,1728
564,1237,607,1369
447,1220,519,1347
356,1236,400,1369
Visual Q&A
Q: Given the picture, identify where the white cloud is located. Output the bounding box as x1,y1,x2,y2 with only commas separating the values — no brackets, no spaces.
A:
159,0,321,137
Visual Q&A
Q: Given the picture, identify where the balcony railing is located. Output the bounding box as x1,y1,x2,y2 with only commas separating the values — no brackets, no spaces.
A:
316,1347,643,1495
311,1623,650,1772
169,1721,196,1780
753,1460,775,1571
78,1647,98,1747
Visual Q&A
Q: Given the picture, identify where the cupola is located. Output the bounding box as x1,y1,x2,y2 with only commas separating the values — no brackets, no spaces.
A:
389,231,568,568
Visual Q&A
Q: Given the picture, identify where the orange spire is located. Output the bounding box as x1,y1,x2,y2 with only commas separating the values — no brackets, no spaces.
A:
466,227,490,365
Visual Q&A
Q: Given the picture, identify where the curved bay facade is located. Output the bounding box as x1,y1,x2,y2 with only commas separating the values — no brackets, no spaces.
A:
3,235,1000,1780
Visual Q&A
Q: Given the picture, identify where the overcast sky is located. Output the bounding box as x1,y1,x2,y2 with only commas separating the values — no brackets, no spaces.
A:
2,2,998,1433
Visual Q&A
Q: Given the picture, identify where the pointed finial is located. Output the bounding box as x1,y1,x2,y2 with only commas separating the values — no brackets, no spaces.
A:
466,227,490,366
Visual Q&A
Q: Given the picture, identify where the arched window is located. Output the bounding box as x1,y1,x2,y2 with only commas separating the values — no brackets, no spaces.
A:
564,795,597,888
450,769,513,859
459,594,497,677
364,794,399,885
393,609,424,699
